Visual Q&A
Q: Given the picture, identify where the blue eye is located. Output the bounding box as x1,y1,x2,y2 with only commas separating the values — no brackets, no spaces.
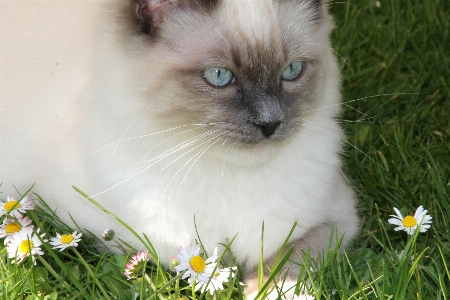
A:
204,67,234,87
281,61,304,81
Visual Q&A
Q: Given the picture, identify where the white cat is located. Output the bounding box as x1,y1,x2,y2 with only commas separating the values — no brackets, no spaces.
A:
1,0,359,298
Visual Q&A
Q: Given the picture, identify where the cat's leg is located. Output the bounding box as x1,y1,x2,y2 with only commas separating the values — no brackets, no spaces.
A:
244,175,359,300
244,219,358,300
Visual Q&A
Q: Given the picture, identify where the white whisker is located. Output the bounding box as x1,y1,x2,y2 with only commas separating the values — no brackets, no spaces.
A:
337,165,358,197
222,136,238,177
300,120,386,171
123,129,221,180
305,93,421,114
319,2,355,10
340,112,384,123
162,131,229,196
176,132,228,194
341,103,378,120
230,138,239,165
217,134,234,174
159,130,228,172
140,126,204,163
161,136,217,196
111,122,133,159
92,123,211,154
304,120,341,132
282,10,298,45
90,128,224,198
303,42,348,65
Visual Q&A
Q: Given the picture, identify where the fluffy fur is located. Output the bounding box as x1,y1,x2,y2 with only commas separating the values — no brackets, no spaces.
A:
1,0,359,298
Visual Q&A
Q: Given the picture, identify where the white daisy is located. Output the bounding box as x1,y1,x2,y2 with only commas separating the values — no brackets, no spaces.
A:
0,196,35,218
123,251,151,279
0,216,34,244
6,227,46,264
194,266,236,295
175,240,218,283
49,231,82,251
388,205,432,235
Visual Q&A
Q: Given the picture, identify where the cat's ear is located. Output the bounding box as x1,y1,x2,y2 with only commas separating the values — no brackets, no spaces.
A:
132,0,216,34
132,0,169,34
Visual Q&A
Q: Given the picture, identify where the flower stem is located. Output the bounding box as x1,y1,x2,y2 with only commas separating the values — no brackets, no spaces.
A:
191,276,197,300
175,272,180,299
144,273,157,294
156,271,186,295
73,248,111,300
37,255,62,281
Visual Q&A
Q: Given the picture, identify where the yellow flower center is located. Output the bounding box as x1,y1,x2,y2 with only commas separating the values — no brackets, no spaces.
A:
20,240,33,254
190,255,206,273
5,222,22,234
60,234,74,244
402,216,417,228
4,201,20,211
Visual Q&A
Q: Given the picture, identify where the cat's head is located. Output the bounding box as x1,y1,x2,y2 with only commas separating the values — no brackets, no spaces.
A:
117,0,340,165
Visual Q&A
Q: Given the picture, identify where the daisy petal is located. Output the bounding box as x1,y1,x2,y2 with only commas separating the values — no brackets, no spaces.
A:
388,205,432,235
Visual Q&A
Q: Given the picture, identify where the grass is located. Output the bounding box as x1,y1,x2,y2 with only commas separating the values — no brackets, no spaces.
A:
1,0,449,299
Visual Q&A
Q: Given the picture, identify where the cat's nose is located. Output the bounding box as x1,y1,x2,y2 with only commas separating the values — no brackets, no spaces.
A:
254,121,281,137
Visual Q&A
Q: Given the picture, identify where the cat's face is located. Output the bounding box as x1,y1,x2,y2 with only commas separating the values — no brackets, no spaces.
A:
124,0,336,163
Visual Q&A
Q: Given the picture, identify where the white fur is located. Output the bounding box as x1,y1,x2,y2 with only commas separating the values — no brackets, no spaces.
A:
0,0,358,285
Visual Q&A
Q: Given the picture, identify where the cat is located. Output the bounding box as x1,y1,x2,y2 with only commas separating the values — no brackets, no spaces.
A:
0,0,359,298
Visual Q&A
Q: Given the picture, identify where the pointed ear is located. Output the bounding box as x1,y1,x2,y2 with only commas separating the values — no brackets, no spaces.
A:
133,0,168,34
132,0,216,34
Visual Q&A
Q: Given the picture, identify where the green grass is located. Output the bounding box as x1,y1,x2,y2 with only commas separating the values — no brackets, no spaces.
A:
1,0,449,299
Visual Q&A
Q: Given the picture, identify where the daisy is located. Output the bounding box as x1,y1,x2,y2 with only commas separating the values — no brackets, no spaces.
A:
0,196,35,218
175,240,218,283
123,251,151,279
0,216,34,244
388,205,432,235
6,227,46,264
49,231,82,251
194,266,236,295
